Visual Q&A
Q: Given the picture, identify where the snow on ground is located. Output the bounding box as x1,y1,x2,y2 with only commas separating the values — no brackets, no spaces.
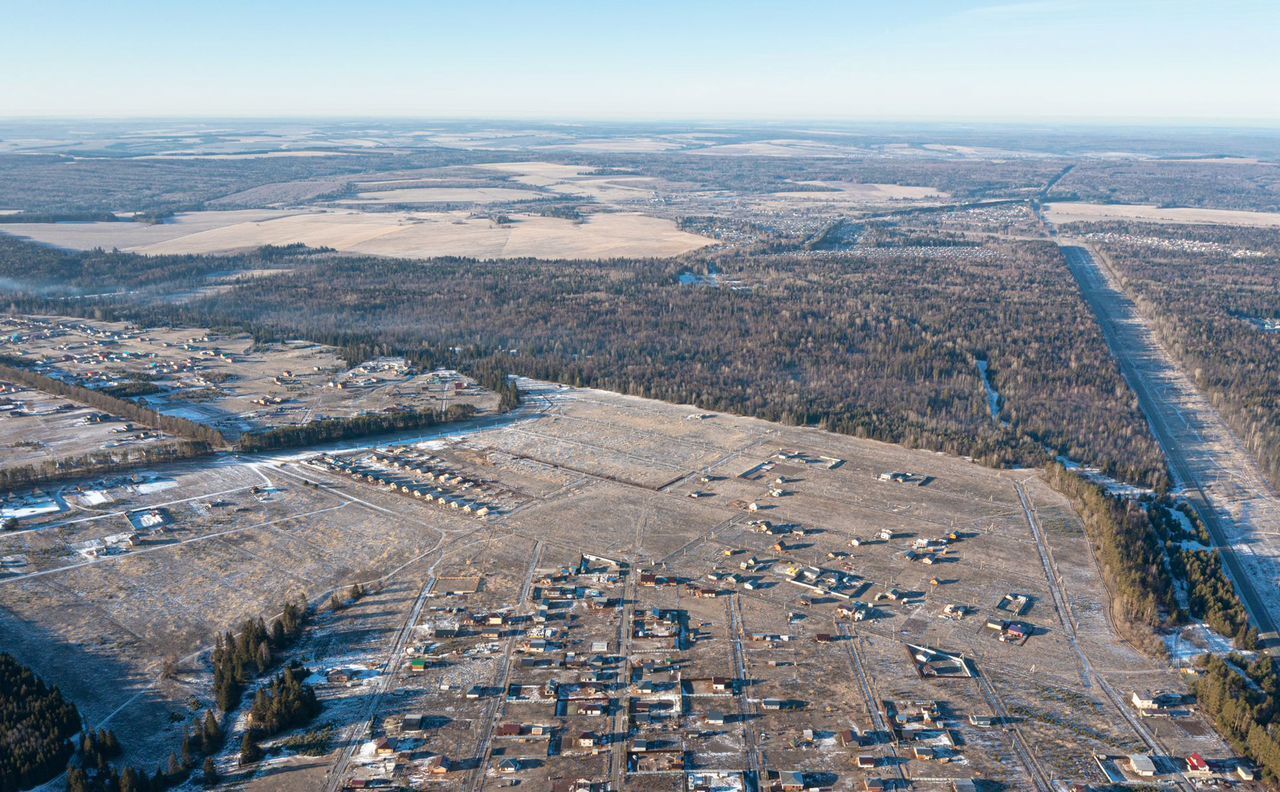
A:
1164,623,1244,666
976,359,1006,425
1057,455,1152,497
0,496,63,519
77,489,115,506
134,477,178,494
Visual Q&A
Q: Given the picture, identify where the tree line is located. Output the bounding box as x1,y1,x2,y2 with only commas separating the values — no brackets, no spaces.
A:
0,441,211,493
212,598,308,714
1084,223,1280,491
1195,654,1280,784
1045,463,1258,654
0,652,80,792
1043,463,1176,655
0,358,226,447
240,663,321,764
236,403,477,453
17,235,1168,489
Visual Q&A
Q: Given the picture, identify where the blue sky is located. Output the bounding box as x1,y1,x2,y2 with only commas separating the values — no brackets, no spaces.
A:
5,0,1279,122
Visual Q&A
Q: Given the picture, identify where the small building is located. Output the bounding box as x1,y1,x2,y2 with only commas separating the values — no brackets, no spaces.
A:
1129,753,1157,777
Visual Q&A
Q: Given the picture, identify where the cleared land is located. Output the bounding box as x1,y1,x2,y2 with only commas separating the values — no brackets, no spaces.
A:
0,315,496,440
475,161,664,203
339,186,544,204
1046,202,1280,227
774,180,949,202
0,381,1240,789
1061,244,1280,641
0,386,176,473
0,209,714,259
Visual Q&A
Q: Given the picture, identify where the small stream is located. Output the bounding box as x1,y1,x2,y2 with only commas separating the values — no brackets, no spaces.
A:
975,359,1006,425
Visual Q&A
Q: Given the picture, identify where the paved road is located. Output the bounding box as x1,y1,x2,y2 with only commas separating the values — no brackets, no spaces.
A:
1062,244,1280,646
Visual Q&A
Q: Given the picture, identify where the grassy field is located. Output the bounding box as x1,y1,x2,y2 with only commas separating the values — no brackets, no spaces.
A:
1046,202,1280,227
0,208,715,259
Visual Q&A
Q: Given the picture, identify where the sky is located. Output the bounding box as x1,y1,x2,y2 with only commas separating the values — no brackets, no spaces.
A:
4,0,1279,123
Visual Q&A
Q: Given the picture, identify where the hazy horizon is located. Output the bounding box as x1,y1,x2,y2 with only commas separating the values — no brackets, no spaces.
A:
6,0,1279,123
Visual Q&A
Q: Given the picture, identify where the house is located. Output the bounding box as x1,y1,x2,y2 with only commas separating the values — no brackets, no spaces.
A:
775,771,811,791
706,711,726,725
856,755,877,768
838,728,863,747
1129,754,1157,777
969,714,996,728
1186,753,1210,774
495,723,522,738
498,758,523,773
1131,689,1181,714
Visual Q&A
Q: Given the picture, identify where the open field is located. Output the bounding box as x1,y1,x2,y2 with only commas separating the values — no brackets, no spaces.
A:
774,181,949,202
475,161,666,203
0,209,297,251
0,385,177,473
1,381,1244,788
0,208,715,259
0,315,497,441
338,186,544,204
1046,202,1280,227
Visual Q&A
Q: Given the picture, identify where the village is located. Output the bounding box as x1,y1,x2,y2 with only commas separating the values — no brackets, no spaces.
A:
0,370,1264,791
259,387,1256,792
0,314,497,443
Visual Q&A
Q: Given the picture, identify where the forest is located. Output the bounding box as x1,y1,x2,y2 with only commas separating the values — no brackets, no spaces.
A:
236,403,476,452
1043,464,1176,654
1049,160,1280,212
0,234,1169,489
0,359,225,447
1080,222,1280,490
1045,462,1258,654
0,652,81,792
1195,654,1280,783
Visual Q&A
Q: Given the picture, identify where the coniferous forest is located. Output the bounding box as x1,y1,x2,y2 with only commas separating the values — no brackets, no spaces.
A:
0,235,1169,489
0,653,81,792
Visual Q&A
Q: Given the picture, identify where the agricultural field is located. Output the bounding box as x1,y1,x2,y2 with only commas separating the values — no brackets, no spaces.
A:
1044,202,1280,228
0,209,715,260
